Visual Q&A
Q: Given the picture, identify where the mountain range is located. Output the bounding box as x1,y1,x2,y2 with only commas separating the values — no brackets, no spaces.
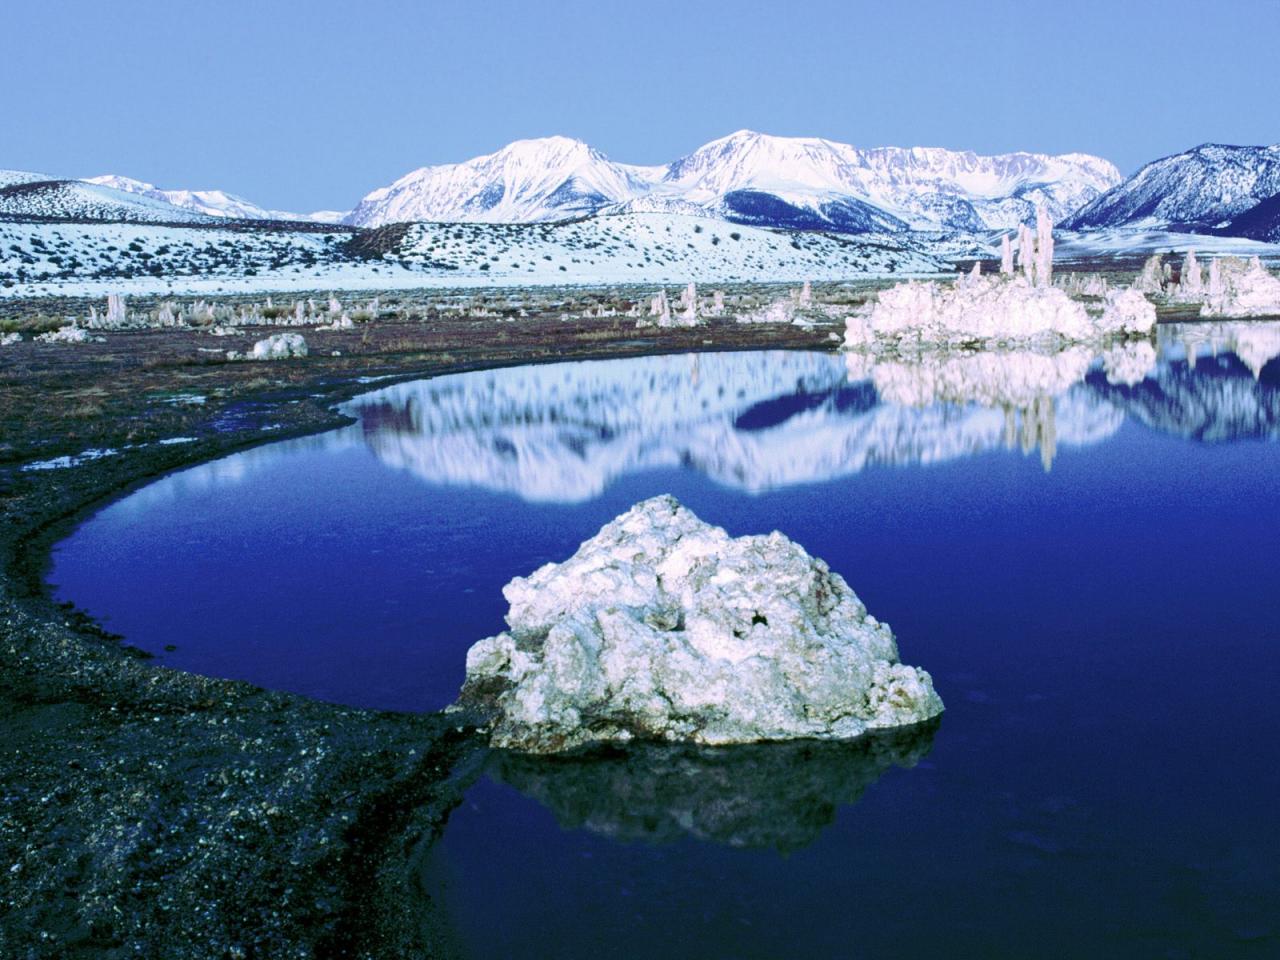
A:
2,131,1123,235
342,131,1121,233
4,135,1280,251
83,175,346,224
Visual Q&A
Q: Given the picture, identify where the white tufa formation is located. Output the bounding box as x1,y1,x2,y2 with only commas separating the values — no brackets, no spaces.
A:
845,272,1154,348
1017,223,1035,281
1034,205,1054,288
1181,250,1203,297
1058,273,1109,298
735,297,798,325
679,282,698,322
106,293,127,327
1133,255,1166,295
1200,257,1280,318
245,332,308,361
457,495,943,753
1000,234,1014,275
35,324,100,344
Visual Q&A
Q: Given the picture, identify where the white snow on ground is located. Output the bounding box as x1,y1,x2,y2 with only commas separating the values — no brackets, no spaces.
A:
0,169,54,189
1055,228,1280,262
22,448,119,471
0,212,946,298
391,213,945,283
0,178,218,223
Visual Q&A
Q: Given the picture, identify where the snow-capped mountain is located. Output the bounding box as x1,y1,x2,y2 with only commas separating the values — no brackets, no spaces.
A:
345,136,659,227
84,175,346,224
655,131,1120,233
1061,143,1280,233
345,131,1121,233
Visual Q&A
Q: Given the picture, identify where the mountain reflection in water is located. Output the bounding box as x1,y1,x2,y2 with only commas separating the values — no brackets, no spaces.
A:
340,321,1280,497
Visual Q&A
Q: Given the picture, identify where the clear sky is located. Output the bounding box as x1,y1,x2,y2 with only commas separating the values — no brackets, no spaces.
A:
3,0,1277,212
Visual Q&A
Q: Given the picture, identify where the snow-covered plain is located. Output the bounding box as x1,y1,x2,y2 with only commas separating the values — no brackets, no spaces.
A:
0,178,219,224
0,212,947,298
1055,228,1280,262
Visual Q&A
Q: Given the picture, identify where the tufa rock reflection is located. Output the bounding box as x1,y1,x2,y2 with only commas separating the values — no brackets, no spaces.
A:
485,718,939,853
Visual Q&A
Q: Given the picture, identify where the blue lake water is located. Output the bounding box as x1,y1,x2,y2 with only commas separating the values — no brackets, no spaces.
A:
49,327,1280,957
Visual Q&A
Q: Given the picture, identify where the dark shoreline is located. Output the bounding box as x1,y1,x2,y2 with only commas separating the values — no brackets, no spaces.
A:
0,315,832,958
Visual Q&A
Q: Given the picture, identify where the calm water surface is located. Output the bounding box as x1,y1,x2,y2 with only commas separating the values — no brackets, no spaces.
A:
50,325,1280,957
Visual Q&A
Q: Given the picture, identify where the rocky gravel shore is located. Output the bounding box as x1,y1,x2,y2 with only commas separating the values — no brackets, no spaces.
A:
0,311,831,958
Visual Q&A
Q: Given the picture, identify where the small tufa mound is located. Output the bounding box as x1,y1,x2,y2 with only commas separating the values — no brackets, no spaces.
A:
246,332,308,361
35,324,101,344
458,495,943,753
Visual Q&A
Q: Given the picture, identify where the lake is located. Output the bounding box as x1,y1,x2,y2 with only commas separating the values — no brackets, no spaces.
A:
49,324,1280,957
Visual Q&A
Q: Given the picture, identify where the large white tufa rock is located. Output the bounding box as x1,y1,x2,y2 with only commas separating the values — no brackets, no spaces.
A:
458,495,943,753
248,332,308,360
844,272,1153,348
1200,257,1280,318
1098,288,1157,335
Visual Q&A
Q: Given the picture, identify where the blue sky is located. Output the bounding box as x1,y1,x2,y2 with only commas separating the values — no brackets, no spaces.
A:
3,0,1277,212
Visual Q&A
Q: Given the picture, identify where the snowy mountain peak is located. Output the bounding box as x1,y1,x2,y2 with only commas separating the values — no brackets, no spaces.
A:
346,131,1121,233
1062,142,1280,233
346,136,651,227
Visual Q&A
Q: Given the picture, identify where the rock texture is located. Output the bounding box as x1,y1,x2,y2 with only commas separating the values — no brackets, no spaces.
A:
458,495,943,753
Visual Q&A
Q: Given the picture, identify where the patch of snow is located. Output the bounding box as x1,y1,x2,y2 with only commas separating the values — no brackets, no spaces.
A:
22,448,119,471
